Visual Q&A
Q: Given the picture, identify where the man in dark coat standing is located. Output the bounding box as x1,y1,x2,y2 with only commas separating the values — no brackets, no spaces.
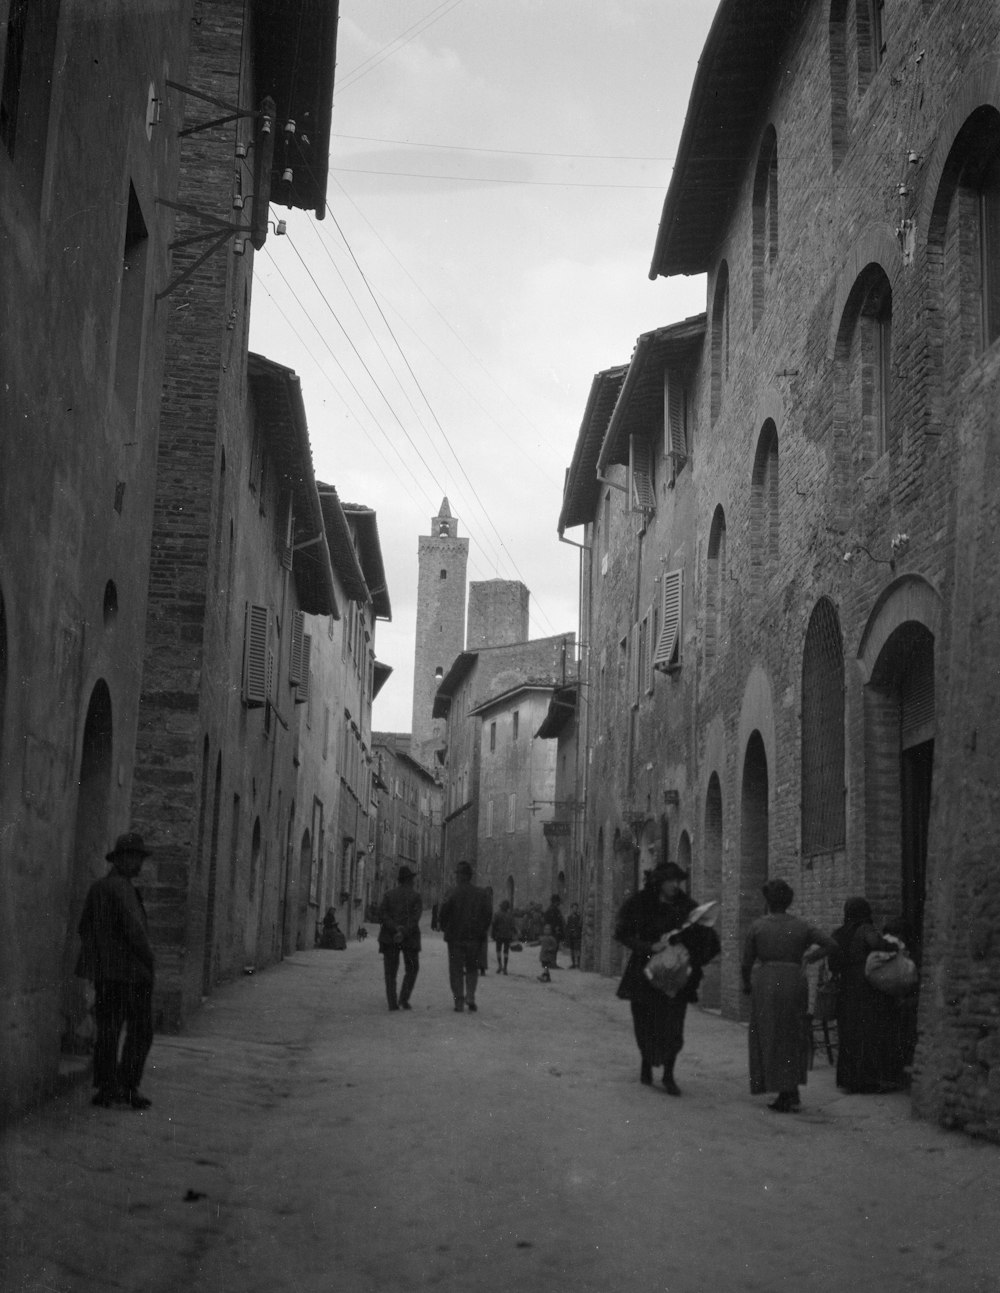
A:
438,861,493,1012
75,831,156,1109
377,865,423,1010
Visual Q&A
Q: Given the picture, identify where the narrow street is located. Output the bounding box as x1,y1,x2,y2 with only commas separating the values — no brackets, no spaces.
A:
3,934,999,1293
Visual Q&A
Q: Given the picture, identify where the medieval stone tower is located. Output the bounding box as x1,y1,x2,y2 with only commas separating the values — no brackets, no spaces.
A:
466,580,530,650
412,499,469,767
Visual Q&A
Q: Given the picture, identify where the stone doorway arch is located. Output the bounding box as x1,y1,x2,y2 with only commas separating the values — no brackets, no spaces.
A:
858,576,940,953
63,680,114,1055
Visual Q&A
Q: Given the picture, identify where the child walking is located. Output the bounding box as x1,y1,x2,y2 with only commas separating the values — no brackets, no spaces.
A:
538,924,558,983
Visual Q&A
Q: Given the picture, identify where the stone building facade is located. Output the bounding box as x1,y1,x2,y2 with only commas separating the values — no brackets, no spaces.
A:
319,500,391,937
293,487,390,948
472,684,560,910
371,733,442,910
0,0,191,1117
433,634,575,900
561,0,1000,1137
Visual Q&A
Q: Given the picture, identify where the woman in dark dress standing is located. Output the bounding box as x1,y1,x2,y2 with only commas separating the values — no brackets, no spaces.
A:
742,879,837,1112
829,897,905,1093
615,862,720,1096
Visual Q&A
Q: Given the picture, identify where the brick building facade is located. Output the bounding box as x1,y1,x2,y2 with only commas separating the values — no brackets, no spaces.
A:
0,0,191,1117
561,0,1000,1137
1,0,343,1115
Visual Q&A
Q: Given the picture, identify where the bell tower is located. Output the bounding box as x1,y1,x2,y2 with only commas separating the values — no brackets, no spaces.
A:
412,498,468,767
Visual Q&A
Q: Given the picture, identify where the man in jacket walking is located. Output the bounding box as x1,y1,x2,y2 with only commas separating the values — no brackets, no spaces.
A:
377,865,423,1011
438,861,493,1012
75,831,156,1109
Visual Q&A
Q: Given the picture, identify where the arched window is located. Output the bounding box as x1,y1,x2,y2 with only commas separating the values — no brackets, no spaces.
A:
705,506,727,666
710,262,730,423
928,106,1000,383
801,598,846,856
856,0,884,96
750,421,779,591
829,1,848,169
752,127,778,326
833,264,893,472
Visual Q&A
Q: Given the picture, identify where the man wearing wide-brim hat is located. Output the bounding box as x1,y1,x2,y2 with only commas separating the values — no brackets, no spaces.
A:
75,831,156,1109
377,865,423,1011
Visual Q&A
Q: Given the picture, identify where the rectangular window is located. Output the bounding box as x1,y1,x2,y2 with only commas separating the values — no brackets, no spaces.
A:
243,603,269,707
0,0,58,201
229,795,240,889
295,632,312,706
486,800,494,838
507,793,516,833
114,184,149,430
980,156,1000,348
490,721,496,752
637,614,649,703
512,711,519,740
664,372,688,479
653,570,683,673
628,435,655,512
289,609,305,685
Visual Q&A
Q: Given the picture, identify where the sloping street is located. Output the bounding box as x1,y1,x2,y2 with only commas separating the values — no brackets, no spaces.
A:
3,934,999,1293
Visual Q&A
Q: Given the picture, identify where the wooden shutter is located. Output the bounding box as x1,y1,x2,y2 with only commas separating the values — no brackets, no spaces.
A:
244,603,269,706
289,609,305,685
653,571,683,672
664,373,687,469
628,434,655,512
295,632,312,705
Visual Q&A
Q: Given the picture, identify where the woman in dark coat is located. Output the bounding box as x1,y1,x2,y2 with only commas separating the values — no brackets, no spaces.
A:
742,879,836,1113
829,897,905,1093
615,862,720,1096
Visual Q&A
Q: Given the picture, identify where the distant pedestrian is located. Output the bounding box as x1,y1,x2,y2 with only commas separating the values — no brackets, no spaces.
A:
491,900,516,973
431,902,440,931
742,879,837,1112
537,925,558,982
438,861,493,1012
543,895,565,965
564,903,583,968
377,866,423,1011
75,831,156,1109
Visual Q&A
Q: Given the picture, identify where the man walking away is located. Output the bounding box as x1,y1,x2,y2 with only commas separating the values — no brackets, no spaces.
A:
377,866,423,1011
75,831,156,1109
565,902,583,968
543,895,566,967
439,861,493,1012
491,899,516,973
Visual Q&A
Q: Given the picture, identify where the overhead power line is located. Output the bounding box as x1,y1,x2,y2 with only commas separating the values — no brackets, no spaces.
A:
329,165,666,190
332,131,675,164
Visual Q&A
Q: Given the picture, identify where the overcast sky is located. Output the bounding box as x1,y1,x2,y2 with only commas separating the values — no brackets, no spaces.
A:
249,0,716,732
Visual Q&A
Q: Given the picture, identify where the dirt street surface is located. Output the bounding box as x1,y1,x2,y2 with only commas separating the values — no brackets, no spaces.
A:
3,933,999,1293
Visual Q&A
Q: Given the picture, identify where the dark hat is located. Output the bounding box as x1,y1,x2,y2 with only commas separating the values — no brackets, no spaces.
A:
456,861,473,878
762,878,795,909
106,831,152,861
650,861,688,883
397,865,416,883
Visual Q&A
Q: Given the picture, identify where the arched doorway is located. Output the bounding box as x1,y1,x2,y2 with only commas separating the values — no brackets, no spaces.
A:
297,828,312,950
676,829,692,878
701,774,724,1009
202,754,223,995
865,622,934,952
63,681,114,1055
740,732,769,1017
